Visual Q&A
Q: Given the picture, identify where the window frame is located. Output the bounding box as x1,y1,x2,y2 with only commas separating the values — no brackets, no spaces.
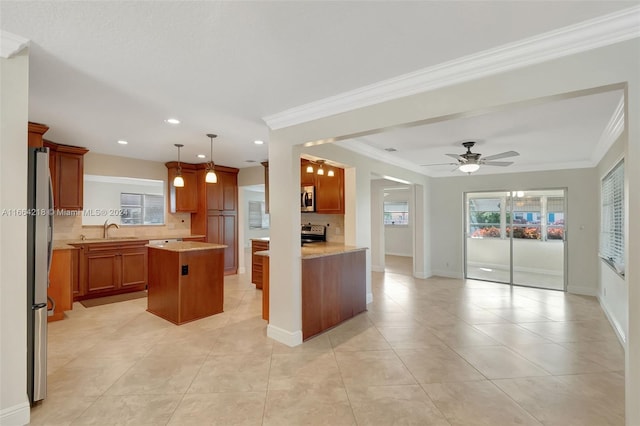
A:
600,159,625,277
383,201,409,226
120,192,165,226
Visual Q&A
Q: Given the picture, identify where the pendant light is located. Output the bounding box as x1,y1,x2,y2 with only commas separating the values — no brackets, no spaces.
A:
306,164,314,173
173,144,185,187
205,133,218,184
327,169,335,177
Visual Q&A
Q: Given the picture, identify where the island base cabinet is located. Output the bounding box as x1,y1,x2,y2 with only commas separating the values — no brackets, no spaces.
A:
302,250,366,340
147,246,224,325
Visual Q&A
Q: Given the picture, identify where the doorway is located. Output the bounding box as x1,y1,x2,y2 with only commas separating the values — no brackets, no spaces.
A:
464,189,566,291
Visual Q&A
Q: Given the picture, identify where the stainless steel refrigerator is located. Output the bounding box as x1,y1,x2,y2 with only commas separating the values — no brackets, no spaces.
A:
26,147,54,404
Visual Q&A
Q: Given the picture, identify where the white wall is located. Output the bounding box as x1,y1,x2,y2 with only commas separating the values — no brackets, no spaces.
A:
467,238,564,276
430,168,598,294
597,134,627,344
382,185,412,256
0,50,30,425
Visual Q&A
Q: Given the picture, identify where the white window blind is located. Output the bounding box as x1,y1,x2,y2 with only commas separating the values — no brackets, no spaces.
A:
600,160,624,274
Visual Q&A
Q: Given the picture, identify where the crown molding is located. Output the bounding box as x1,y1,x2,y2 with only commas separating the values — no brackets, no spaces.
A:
264,6,640,130
1,31,30,59
591,96,625,165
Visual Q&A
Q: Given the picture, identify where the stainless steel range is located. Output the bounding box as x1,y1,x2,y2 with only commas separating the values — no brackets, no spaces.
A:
301,224,326,244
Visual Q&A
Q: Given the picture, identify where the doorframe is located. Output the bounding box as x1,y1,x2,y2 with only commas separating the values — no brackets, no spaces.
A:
463,187,568,291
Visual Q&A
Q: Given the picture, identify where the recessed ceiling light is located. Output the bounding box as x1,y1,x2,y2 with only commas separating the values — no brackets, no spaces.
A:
117,140,128,145
254,140,264,145
384,147,397,152
197,154,206,159
165,118,180,124
245,160,256,163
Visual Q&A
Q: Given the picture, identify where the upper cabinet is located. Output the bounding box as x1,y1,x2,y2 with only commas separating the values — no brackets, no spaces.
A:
28,122,49,147
301,159,345,214
166,162,198,213
43,140,89,211
315,167,345,214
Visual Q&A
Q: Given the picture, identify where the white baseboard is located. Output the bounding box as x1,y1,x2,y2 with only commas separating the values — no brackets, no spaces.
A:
598,296,627,347
385,252,412,257
371,265,385,272
366,292,373,304
267,324,302,347
567,285,598,296
431,269,463,279
0,400,30,426
413,271,430,279
238,266,246,274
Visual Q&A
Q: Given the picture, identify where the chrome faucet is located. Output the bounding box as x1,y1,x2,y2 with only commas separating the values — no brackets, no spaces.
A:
103,220,120,238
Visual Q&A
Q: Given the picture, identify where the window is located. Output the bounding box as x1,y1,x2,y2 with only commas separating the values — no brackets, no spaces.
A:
248,201,269,229
384,201,409,225
509,196,542,239
600,160,624,275
469,198,502,238
120,193,164,225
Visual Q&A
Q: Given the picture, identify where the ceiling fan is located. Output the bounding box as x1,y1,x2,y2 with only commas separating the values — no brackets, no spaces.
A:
422,141,519,173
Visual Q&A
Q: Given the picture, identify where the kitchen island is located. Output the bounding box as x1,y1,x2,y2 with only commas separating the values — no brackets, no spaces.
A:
147,241,226,325
257,242,368,340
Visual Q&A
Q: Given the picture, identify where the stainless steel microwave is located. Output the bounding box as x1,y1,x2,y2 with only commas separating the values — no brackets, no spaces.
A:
301,185,315,212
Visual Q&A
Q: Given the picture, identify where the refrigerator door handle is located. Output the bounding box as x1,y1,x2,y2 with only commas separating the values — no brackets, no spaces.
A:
47,173,54,282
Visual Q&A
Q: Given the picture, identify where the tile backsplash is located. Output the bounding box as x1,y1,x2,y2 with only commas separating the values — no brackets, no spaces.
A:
301,213,344,243
53,212,192,240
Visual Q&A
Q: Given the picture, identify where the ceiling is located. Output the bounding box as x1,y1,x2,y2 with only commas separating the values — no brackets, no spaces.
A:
1,1,635,173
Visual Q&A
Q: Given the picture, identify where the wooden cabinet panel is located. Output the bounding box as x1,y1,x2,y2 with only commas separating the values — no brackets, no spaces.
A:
147,246,224,325
56,152,84,210
167,163,198,213
316,167,344,214
251,239,269,288
207,213,237,274
48,248,76,322
190,164,239,275
86,252,119,295
300,159,345,214
44,140,88,211
74,240,148,300
301,250,366,340
28,122,49,148
300,160,315,187
121,249,147,288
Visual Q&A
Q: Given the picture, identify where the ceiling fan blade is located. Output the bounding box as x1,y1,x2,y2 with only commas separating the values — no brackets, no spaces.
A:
482,151,519,161
445,153,465,161
482,161,514,167
420,162,457,167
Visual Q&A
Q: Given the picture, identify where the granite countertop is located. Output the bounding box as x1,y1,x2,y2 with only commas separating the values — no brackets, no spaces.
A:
56,235,206,248
301,242,367,259
254,242,367,259
251,237,270,241
146,241,227,252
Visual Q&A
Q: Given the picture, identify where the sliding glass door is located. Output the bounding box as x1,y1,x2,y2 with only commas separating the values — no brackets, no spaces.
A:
465,189,566,291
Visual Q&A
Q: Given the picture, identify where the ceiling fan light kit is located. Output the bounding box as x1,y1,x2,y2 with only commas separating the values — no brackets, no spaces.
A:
422,141,519,174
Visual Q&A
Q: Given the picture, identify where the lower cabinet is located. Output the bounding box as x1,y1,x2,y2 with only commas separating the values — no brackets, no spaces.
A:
74,240,148,300
48,248,78,321
251,239,269,289
301,250,366,340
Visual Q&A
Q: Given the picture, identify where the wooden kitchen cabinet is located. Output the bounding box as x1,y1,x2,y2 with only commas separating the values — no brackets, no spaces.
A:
315,166,344,214
28,122,49,148
166,162,198,213
147,243,225,325
301,250,366,340
43,140,89,211
300,159,315,187
74,240,148,300
300,159,345,214
191,164,239,275
48,248,78,322
251,239,269,289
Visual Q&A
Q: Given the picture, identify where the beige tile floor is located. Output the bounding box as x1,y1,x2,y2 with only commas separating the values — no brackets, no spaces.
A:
31,255,625,425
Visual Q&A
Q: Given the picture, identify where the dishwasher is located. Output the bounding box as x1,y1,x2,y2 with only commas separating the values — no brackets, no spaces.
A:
148,238,182,246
